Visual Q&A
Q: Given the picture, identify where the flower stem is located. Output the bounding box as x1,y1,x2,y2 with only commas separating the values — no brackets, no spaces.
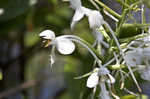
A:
60,35,104,62
116,9,128,36
94,0,121,20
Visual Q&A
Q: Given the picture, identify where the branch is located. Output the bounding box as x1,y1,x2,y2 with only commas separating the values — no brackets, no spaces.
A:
0,80,38,98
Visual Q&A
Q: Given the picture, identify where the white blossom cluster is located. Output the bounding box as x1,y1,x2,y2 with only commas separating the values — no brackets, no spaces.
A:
39,0,150,99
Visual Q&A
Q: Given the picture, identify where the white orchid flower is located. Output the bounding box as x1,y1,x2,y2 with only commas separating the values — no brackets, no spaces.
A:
71,7,104,30
86,67,115,88
86,67,113,99
70,0,107,49
124,48,143,67
70,0,104,30
39,29,105,67
39,30,76,66
39,30,75,55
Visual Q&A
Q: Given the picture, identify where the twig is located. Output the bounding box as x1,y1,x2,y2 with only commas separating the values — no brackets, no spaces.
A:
0,80,38,98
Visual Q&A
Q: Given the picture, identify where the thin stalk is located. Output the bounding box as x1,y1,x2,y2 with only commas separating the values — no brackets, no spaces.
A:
91,87,97,99
89,0,100,10
103,57,115,67
94,0,121,20
122,23,150,27
116,0,141,11
60,35,104,62
104,21,142,92
141,4,146,34
116,9,128,36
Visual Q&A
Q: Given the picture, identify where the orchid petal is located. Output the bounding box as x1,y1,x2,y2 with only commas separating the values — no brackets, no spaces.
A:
70,0,82,9
56,38,75,55
71,21,78,30
71,7,87,29
39,30,55,39
87,10,103,29
86,72,99,88
72,8,84,21
107,74,115,84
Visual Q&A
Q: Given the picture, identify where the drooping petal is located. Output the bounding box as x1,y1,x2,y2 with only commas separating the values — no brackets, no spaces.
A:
39,30,55,40
70,0,82,9
86,72,99,88
107,74,115,84
56,38,75,55
71,8,85,28
73,8,85,21
71,7,89,29
86,10,104,29
71,21,78,30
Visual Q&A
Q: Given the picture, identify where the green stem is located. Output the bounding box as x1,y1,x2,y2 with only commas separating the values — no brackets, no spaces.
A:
94,0,121,20
117,0,130,8
122,23,150,28
116,9,128,37
61,35,105,62
141,5,146,25
119,33,149,43
116,0,141,11
78,38,105,62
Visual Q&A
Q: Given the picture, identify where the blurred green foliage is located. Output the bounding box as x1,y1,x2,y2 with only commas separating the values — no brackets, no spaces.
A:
143,0,150,9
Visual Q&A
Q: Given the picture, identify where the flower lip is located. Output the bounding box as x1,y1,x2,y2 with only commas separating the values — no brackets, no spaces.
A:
39,30,56,47
43,39,52,47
